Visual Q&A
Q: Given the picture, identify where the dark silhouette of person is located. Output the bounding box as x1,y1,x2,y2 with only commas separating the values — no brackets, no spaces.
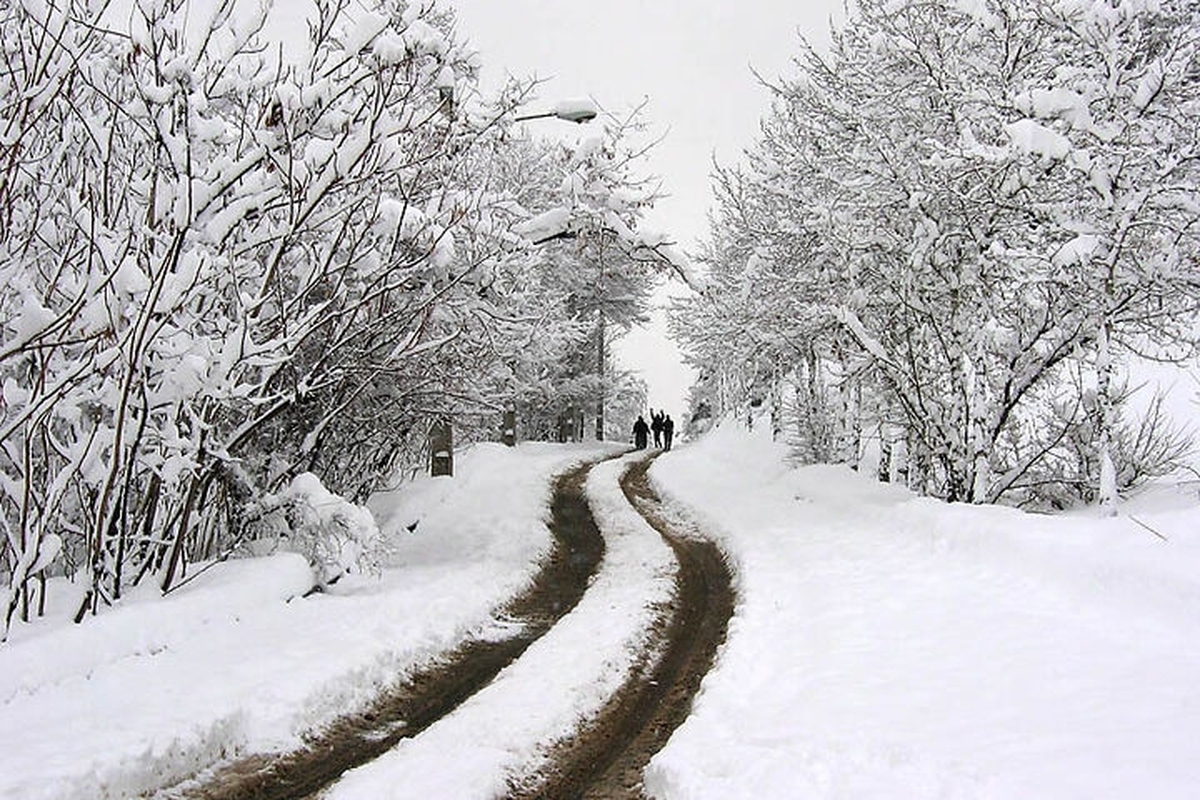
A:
632,415,649,449
650,409,664,448
662,414,675,450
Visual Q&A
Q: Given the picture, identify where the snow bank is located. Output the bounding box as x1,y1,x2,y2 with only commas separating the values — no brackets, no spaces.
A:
644,419,1200,799
323,450,676,798
0,442,613,800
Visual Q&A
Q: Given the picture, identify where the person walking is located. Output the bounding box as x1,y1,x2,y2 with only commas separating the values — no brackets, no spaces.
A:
632,415,650,449
650,410,664,448
662,414,675,451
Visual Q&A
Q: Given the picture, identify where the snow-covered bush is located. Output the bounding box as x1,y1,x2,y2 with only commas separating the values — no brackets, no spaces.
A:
250,473,384,588
1007,384,1194,510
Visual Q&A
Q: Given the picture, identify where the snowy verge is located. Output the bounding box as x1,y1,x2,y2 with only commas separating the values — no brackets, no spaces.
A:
0,442,615,800
322,450,677,799
643,420,1200,800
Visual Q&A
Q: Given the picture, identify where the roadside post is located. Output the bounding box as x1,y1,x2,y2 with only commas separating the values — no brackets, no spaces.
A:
430,419,453,476
503,408,517,447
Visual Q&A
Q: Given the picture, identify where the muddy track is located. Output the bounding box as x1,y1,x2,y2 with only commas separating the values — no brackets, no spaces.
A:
511,453,736,800
159,459,608,800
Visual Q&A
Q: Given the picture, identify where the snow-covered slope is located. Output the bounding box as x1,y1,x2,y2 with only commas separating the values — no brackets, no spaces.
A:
645,420,1200,799
5,424,1200,799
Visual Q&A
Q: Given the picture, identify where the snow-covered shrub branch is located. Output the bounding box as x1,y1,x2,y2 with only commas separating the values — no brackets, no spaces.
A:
247,472,384,587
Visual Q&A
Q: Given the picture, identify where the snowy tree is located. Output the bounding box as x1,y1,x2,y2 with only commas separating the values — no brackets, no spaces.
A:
0,0,647,635
504,106,664,441
0,0,677,635
676,0,1200,506
1008,0,1200,512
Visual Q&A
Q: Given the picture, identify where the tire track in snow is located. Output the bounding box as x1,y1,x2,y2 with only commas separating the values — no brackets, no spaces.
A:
510,453,736,799
159,457,610,800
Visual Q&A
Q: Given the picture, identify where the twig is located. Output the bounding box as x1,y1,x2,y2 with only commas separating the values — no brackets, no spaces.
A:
161,542,244,595
1126,513,1169,543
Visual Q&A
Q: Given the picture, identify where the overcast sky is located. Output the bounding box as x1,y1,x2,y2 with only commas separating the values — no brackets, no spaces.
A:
448,0,844,418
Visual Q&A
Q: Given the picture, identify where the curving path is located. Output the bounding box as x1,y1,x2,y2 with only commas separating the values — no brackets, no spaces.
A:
511,453,736,799
163,451,735,800
163,459,607,800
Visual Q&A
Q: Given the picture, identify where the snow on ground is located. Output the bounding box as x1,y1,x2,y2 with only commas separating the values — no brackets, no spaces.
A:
6,423,1200,800
323,450,675,798
644,420,1200,799
0,442,620,800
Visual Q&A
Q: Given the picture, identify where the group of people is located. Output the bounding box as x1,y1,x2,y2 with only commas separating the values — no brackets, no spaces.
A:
632,409,675,451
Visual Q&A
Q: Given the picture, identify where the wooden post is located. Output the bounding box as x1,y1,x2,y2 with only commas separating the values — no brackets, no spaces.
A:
430,420,453,476
595,311,605,441
502,408,516,447
560,406,581,443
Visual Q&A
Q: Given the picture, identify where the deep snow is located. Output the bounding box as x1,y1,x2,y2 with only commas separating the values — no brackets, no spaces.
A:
644,421,1200,799
2,425,1199,799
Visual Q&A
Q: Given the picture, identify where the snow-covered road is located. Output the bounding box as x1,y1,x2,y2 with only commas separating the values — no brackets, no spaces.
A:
319,451,680,798
2,443,650,800
4,422,1200,799
1,443,723,800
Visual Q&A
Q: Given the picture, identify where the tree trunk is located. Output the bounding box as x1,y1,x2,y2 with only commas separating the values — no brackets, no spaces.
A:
1095,317,1119,516
595,311,605,441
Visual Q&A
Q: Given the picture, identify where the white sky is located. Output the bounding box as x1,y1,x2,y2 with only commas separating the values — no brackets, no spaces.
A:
448,0,843,418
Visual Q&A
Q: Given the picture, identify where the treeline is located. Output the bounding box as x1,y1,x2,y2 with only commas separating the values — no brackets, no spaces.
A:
0,0,660,636
675,0,1200,509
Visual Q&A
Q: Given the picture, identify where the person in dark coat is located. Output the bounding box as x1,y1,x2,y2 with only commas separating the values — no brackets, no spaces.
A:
650,410,664,448
662,414,675,450
632,415,650,449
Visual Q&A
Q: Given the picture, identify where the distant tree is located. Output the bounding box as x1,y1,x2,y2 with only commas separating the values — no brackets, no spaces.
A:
503,106,664,441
